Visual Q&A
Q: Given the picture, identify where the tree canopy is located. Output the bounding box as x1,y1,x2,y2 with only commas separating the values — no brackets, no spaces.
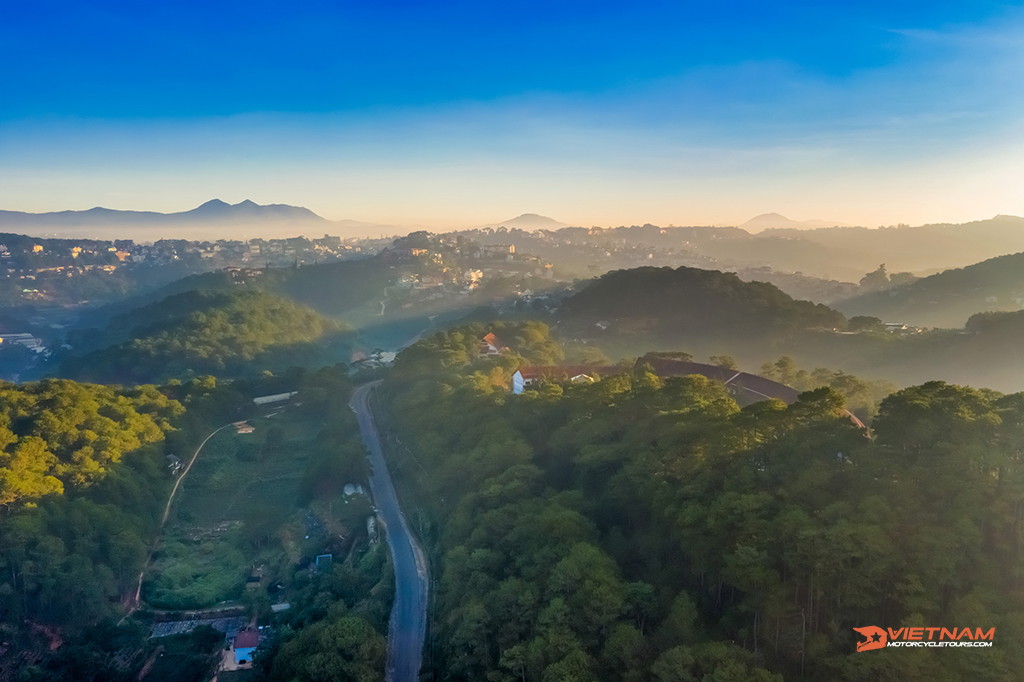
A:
62,289,347,383
376,325,1024,681
0,379,181,506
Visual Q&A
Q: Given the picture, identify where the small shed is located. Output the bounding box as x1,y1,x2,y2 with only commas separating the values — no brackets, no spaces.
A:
232,629,260,666
253,391,298,406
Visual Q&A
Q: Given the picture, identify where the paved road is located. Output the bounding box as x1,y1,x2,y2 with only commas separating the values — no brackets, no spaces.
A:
350,382,428,682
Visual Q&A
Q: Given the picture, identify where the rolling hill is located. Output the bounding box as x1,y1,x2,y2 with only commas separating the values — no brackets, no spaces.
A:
561,265,844,331
834,251,1024,328
557,266,845,361
78,256,396,331
551,265,1024,393
60,289,349,384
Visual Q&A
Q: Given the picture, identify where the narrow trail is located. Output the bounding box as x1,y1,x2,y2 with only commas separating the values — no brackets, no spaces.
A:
122,421,235,620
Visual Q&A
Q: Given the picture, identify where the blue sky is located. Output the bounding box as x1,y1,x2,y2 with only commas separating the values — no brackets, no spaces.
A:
2,1,1023,227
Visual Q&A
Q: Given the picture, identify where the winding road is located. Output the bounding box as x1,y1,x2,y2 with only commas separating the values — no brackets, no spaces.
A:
350,382,428,682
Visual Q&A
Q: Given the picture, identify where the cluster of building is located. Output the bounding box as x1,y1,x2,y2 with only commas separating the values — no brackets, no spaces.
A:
351,349,398,370
0,332,45,353
2,228,565,310
477,332,609,394
511,365,612,393
833,321,926,336
182,236,372,265
377,236,560,312
484,344,867,428
0,235,379,302
124,235,371,267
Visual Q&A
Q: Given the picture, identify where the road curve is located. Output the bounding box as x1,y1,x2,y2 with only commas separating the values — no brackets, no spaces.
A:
350,382,429,682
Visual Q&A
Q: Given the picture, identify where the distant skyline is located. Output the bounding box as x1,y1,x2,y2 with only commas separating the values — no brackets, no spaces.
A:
2,1,1023,229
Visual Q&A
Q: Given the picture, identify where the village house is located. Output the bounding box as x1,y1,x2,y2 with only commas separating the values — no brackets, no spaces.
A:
511,365,619,394
479,332,509,358
231,629,260,668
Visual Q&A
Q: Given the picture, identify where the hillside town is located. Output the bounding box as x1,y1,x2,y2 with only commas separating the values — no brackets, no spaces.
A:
0,234,383,299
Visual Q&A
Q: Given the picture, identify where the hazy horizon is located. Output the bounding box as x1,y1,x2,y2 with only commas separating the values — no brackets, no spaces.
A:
2,199,1015,236
3,2,1023,229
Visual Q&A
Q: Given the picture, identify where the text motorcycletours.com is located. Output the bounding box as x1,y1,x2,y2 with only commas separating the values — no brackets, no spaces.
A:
853,626,995,652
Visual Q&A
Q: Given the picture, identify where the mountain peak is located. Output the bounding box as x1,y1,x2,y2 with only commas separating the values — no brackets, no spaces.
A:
739,213,847,232
493,213,568,229
235,199,258,208
198,199,230,210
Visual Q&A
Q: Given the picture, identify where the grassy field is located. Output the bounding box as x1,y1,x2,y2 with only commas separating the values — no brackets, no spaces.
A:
144,404,335,609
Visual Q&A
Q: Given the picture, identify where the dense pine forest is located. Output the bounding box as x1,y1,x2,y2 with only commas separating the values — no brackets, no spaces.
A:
60,290,348,384
375,323,1022,681
0,369,390,681
2,258,1024,681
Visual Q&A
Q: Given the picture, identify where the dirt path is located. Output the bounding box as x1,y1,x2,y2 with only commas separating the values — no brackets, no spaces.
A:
121,422,235,620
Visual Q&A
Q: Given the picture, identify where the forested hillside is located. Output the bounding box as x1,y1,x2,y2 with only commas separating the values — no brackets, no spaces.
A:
61,290,348,384
557,266,845,363
0,378,181,646
835,251,1024,328
561,266,844,333
377,324,1023,681
552,265,1024,394
0,368,392,681
86,256,394,328
0,379,181,506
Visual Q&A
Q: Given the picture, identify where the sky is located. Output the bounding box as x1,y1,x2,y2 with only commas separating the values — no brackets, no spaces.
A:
2,1,1023,229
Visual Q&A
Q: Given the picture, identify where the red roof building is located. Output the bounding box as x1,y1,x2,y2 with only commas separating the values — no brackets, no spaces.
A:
479,333,509,357
234,629,260,649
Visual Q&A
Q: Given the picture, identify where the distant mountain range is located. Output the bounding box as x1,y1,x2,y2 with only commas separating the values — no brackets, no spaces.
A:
0,199,323,226
739,213,847,231
0,200,399,240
